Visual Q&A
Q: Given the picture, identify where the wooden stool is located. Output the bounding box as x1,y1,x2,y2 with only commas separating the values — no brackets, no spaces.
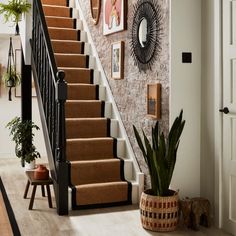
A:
24,171,53,210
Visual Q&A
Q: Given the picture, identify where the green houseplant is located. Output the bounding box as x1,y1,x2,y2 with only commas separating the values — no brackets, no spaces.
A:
2,67,21,88
6,117,41,168
133,110,185,232
0,0,31,35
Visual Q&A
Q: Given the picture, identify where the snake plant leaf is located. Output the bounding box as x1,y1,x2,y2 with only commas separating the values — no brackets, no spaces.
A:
133,125,147,163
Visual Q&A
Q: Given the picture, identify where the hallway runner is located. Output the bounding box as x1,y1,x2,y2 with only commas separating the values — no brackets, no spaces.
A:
0,177,21,236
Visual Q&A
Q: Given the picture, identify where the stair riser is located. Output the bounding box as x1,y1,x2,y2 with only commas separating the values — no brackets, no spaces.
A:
61,68,93,84
66,119,110,139
41,0,68,6
65,101,104,118
75,182,129,206
46,17,75,28
67,84,98,100
48,28,79,40
67,138,115,161
70,160,122,185
52,41,84,54
43,6,72,17
55,54,88,68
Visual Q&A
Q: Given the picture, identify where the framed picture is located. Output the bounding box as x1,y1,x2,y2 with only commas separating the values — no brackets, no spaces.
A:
147,83,161,119
14,49,36,97
111,41,124,79
103,0,127,35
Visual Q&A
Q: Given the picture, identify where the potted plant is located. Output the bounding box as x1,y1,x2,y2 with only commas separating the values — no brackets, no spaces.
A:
2,67,21,101
0,0,31,35
133,110,185,232
6,117,41,169
2,67,21,88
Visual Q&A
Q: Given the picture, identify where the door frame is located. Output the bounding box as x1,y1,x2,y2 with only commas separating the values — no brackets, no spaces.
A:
214,0,223,228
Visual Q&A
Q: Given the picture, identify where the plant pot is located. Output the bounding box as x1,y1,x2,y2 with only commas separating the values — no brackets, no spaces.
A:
140,189,179,232
7,79,14,87
34,165,49,180
24,160,36,170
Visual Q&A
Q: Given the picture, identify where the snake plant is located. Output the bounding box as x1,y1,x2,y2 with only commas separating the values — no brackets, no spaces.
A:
133,110,185,196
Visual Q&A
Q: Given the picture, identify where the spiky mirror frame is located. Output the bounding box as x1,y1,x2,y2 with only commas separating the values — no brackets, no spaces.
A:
130,0,162,71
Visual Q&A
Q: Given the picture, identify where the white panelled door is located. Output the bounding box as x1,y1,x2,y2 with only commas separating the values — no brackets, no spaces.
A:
222,0,236,234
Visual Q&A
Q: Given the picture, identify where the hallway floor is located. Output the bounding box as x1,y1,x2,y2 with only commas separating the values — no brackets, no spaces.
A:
0,158,231,236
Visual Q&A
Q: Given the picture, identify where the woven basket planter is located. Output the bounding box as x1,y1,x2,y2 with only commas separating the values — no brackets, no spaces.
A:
140,189,179,232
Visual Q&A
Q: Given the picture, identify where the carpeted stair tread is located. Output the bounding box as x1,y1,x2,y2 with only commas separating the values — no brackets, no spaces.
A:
52,40,84,54
66,118,110,139
43,5,72,17
55,53,88,68
67,84,98,100
65,100,104,118
70,159,122,185
46,16,75,28
74,181,130,206
48,27,79,40
41,0,67,7
66,137,115,161
59,67,93,84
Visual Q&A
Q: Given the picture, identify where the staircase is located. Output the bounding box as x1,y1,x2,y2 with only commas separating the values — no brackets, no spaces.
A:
32,0,143,212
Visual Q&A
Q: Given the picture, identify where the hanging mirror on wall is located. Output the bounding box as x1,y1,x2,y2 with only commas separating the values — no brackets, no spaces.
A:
130,0,162,71
90,0,101,25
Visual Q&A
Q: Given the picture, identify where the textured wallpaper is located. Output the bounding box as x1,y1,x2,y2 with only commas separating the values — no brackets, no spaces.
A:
79,0,170,182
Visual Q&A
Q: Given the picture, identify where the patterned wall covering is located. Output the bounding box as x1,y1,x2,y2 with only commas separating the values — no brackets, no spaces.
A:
79,0,170,185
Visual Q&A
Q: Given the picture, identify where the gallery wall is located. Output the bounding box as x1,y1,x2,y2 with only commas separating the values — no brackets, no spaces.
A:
79,0,170,179
0,36,47,158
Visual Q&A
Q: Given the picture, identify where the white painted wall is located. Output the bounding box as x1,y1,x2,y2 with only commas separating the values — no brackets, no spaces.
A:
0,0,15,34
0,36,46,158
170,0,202,198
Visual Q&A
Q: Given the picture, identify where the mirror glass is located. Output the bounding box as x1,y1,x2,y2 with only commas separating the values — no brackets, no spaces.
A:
138,18,148,48
90,0,101,25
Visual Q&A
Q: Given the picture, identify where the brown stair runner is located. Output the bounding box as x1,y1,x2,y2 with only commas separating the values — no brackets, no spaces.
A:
42,0,131,209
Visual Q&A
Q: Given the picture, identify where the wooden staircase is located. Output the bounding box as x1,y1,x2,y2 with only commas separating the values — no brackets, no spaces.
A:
41,0,139,209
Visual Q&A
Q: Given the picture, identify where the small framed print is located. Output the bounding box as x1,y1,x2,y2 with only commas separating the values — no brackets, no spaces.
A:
103,0,127,35
111,41,124,80
147,83,161,119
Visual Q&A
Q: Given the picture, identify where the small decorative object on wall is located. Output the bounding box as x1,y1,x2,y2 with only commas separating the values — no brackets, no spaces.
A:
103,0,127,35
111,41,124,79
2,37,21,101
133,110,185,232
0,0,31,35
130,0,162,71
90,0,101,25
147,83,161,119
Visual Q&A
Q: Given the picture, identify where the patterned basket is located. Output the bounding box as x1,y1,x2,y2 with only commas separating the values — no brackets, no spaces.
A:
140,189,179,232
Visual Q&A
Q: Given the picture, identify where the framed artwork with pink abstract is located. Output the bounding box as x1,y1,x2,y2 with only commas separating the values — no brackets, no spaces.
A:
103,0,127,35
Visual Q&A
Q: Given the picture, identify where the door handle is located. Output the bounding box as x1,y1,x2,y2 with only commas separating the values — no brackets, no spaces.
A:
219,107,229,114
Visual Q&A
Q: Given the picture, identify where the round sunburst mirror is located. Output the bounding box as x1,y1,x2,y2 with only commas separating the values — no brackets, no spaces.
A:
130,0,162,71
90,0,101,25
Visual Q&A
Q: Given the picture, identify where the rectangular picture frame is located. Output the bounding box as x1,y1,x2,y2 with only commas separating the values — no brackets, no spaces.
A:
147,83,161,119
111,41,124,80
103,0,127,35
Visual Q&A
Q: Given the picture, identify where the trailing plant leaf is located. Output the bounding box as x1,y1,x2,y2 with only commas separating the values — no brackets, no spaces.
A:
6,117,41,163
133,110,185,196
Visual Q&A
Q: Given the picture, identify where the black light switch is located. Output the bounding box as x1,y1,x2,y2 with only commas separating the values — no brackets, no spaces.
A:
182,52,192,63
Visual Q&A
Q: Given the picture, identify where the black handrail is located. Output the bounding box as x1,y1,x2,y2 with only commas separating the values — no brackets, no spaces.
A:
31,0,68,215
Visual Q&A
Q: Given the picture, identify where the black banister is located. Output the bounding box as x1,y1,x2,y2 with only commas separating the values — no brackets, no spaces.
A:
31,0,68,215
